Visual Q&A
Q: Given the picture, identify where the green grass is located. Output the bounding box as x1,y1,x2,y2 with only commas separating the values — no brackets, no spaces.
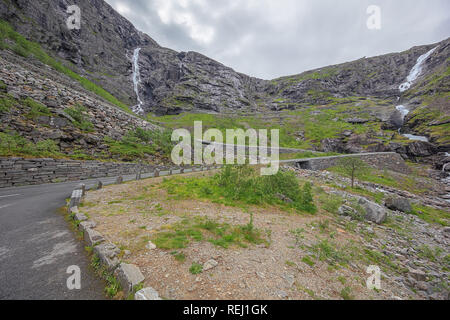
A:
152,214,267,250
0,93,15,113
91,254,122,298
0,19,132,114
410,204,449,227
64,104,94,132
301,255,316,267
163,165,317,213
170,251,186,263
317,193,344,215
189,263,203,275
23,97,52,119
309,239,350,267
340,287,354,300
105,127,173,161
0,130,63,158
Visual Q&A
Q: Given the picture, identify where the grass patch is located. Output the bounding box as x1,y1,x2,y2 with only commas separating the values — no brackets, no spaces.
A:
171,251,186,263
410,204,449,227
152,214,267,250
0,130,63,158
64,104,94,132
105,127,173,160
189,263,203,275
340,287,354,300
163,165,316,213
24,97,52,119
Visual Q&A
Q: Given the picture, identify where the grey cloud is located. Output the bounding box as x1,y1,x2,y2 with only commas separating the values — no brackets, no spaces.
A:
105,0,450,79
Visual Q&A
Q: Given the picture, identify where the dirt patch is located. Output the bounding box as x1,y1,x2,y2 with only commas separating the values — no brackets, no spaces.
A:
80,171,419,300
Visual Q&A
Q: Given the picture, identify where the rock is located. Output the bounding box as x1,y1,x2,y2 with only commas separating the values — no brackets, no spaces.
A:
71,207,88,222
385,197,412,213
282,273,295,288
84,228,104,247
203,259,218,271
338,205,357,217
276,193,293,203
115,263,145,295
409,268,427,282
79,220,97,232
346,118,369,124
135,287,162,300
358,198,387,224
146,241,156,250
115,176,123,184
94,243,121,271
96,180,103,190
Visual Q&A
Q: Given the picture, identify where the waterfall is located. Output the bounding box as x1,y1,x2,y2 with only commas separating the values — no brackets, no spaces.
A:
399,46,438,92
396,105,410,121
132,48,144,115
395,46,437,141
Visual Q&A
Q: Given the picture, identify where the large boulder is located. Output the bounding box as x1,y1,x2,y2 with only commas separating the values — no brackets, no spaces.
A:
385,197,412,213
358,198,387,224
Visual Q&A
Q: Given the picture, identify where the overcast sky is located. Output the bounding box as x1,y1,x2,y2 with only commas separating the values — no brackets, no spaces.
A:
105,0,450,80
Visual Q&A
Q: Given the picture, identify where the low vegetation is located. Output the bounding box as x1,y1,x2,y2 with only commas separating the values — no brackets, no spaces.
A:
163,165,317,213
105,127,173,161
64,104,94,132
152,214,267,250
0,130,62,158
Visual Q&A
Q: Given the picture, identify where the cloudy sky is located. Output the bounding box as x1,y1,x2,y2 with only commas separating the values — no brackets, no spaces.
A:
105,0,450,79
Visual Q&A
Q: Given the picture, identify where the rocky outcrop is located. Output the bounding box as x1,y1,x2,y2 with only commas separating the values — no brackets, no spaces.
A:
385,197,412,213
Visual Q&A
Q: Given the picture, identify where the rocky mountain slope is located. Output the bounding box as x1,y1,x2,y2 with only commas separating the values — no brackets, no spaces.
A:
0,0,448,160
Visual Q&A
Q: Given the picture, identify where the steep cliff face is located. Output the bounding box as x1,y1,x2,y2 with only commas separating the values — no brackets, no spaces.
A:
0,0,155,106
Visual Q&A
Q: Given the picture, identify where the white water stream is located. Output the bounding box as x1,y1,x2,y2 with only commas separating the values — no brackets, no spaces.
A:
131,48,144,115
396,46,438,141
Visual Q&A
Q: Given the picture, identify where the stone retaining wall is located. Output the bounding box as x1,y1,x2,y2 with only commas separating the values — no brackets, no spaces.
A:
0,157,167,188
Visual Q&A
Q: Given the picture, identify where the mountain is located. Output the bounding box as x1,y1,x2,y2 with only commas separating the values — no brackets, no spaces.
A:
0,0,449,158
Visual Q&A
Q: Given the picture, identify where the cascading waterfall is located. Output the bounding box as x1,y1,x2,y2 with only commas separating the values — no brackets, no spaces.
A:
131,48,144,115
395,46,438,141
399,47,438,92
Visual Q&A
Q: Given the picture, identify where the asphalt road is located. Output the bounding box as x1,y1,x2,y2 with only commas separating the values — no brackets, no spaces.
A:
0,174,142,300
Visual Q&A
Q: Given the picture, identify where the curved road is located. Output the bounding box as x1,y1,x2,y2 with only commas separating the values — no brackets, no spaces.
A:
0,174,141,300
